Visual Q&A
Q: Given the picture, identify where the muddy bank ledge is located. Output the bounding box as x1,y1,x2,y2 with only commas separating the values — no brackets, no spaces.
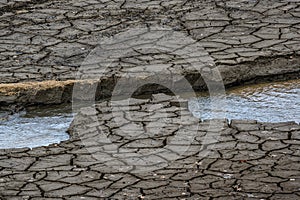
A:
0,55,299,107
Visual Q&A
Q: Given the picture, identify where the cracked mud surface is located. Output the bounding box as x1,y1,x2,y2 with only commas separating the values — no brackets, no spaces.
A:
0,0,300,199
1,94,300,199
0,0,300,84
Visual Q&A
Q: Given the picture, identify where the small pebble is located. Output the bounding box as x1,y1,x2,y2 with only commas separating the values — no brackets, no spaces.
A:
27,178,35,182
73,167,87,171
247,193,254,197
223,174,233,179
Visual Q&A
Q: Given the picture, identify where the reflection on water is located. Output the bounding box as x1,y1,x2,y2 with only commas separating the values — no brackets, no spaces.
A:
0,104,73,149
189,79,299,123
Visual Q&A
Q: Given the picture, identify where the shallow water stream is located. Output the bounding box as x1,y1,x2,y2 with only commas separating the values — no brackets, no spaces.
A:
189,79,299,123
0,104,73,149
0,79,299,149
